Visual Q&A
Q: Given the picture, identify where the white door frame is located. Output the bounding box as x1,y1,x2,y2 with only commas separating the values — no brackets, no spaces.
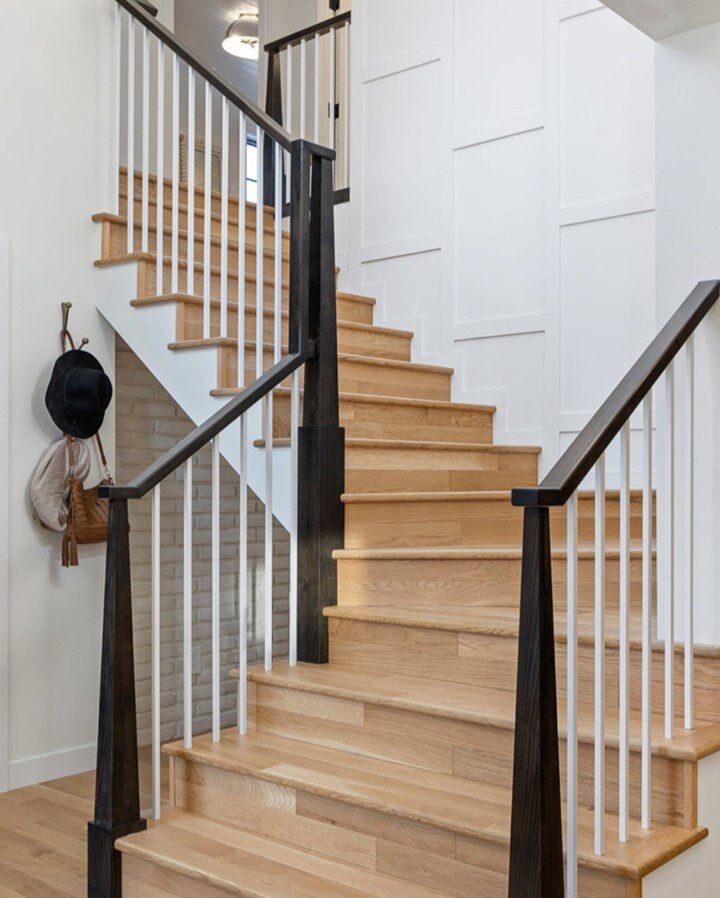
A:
0,235,10,793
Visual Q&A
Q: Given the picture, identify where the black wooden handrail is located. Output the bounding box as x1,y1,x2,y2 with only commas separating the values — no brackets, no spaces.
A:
115,0,293,150
264,11,352,54
100,352,308,500
512,280,720,509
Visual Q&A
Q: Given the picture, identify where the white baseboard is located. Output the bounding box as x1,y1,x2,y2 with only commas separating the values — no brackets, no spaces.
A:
8,742,96,791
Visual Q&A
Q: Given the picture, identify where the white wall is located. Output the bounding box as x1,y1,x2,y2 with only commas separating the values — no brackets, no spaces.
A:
0,0,117,789
346,0,656,468
656,22,720,645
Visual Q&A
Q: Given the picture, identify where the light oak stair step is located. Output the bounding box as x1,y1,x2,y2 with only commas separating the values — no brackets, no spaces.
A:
323,605,720,725
160,730,706,895
131,291,375,332
212,386,497,443
119,190,288,242
218,353,453,400
246,661,719,827
120,168,274,224
95,213,290,281
166,318,412,362
344,488,646,545
333,544,651,611
119,810,447,898
95,252,288,308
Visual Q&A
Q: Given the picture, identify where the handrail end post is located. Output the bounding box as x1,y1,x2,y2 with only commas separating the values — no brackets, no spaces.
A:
508,506,565,898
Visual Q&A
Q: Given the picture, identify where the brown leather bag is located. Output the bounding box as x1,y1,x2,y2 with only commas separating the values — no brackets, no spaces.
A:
62,434,113,567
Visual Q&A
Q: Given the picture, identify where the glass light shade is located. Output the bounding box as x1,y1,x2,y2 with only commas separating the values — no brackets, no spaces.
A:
222,14,259,60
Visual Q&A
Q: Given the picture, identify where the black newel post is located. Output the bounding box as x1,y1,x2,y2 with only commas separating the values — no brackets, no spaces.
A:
296,150,345,663
263,49,284,207
88,498,146,897
507,507,565,898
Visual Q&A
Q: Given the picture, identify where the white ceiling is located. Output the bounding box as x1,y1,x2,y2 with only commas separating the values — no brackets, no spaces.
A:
175,0,260,101
602,0,720,39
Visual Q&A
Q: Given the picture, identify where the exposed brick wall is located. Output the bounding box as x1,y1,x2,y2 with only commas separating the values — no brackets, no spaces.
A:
115,338,289,745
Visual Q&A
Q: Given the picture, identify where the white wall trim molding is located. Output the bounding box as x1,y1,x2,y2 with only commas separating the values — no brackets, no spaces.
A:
453,312,547,342
8,742,96,792
453,110,545,152
360,232,443,264
361,45,443,86
559,191,656,228
0,235,10,794
559,0,603,22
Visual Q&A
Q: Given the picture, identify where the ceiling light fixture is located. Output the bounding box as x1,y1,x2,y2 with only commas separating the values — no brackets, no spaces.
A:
222,12,260,60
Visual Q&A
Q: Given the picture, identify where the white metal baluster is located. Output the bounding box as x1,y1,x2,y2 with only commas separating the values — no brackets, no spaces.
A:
567,491,579,898
113,5,121,214
300,40,307,140
313,33,320,144
343,21,350,190
594,457,606,857
684,337,695,730
256,132,265,379
183,457,193,750
289,369,300,667
211,438,221,742
238,114,247,388
619,421,631,843
664,364,675,739
328,27,336,151
238,415,249,734
264,392,273,672
203,82,213,339
286,45,294,137
274,143,282,365
151,484,161,820
220,98,230,338
127,17,136,254
642,396,653,829
171,53,180,293
141,27,150,253
155,40,165,297
187,69,196,295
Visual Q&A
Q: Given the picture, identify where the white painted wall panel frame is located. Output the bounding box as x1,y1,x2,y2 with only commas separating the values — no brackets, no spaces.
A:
0,235,10,793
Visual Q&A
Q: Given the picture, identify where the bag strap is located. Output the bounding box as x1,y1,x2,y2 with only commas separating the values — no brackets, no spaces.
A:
94,432,113,483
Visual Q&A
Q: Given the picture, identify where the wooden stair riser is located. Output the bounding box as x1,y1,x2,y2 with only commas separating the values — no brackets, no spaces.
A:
344,492,644,546
268,392,495,442
217,346,452,400
133,258,288,308
343,449,538,496
120,193,287,244
120,170,274,226
250,682,693,829
169,756,639,898
336,554,646,611
326,617,717,722
101,218,290,281
176,305,412,362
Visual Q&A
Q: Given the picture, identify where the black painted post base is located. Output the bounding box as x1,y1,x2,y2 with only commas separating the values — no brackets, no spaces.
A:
297,424,345,664
87,818,146,898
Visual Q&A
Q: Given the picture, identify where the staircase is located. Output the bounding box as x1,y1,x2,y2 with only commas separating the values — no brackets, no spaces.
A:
90,4,720,896
93,184,720,895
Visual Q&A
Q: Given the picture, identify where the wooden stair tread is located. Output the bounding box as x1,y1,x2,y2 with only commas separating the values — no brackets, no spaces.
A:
247,661,720,761
93,211,291,256
211,386,497,413
334,543,648,561
268,439,538,454
118,809,446,898
326,604,720,658
162,318,412,343
161,730,706,877
95,252,285,289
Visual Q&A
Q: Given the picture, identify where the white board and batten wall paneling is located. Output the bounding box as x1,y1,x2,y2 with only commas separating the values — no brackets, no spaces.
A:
0,234,10,794
348,0,656,474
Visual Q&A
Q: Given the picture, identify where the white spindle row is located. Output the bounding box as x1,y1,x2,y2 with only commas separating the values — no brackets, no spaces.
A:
116,10,296,818
565,349,697,896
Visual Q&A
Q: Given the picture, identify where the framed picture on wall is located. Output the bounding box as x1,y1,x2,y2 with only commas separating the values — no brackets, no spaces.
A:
179,135,222,190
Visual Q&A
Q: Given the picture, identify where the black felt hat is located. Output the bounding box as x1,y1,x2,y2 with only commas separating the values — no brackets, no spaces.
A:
45,349,113,439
